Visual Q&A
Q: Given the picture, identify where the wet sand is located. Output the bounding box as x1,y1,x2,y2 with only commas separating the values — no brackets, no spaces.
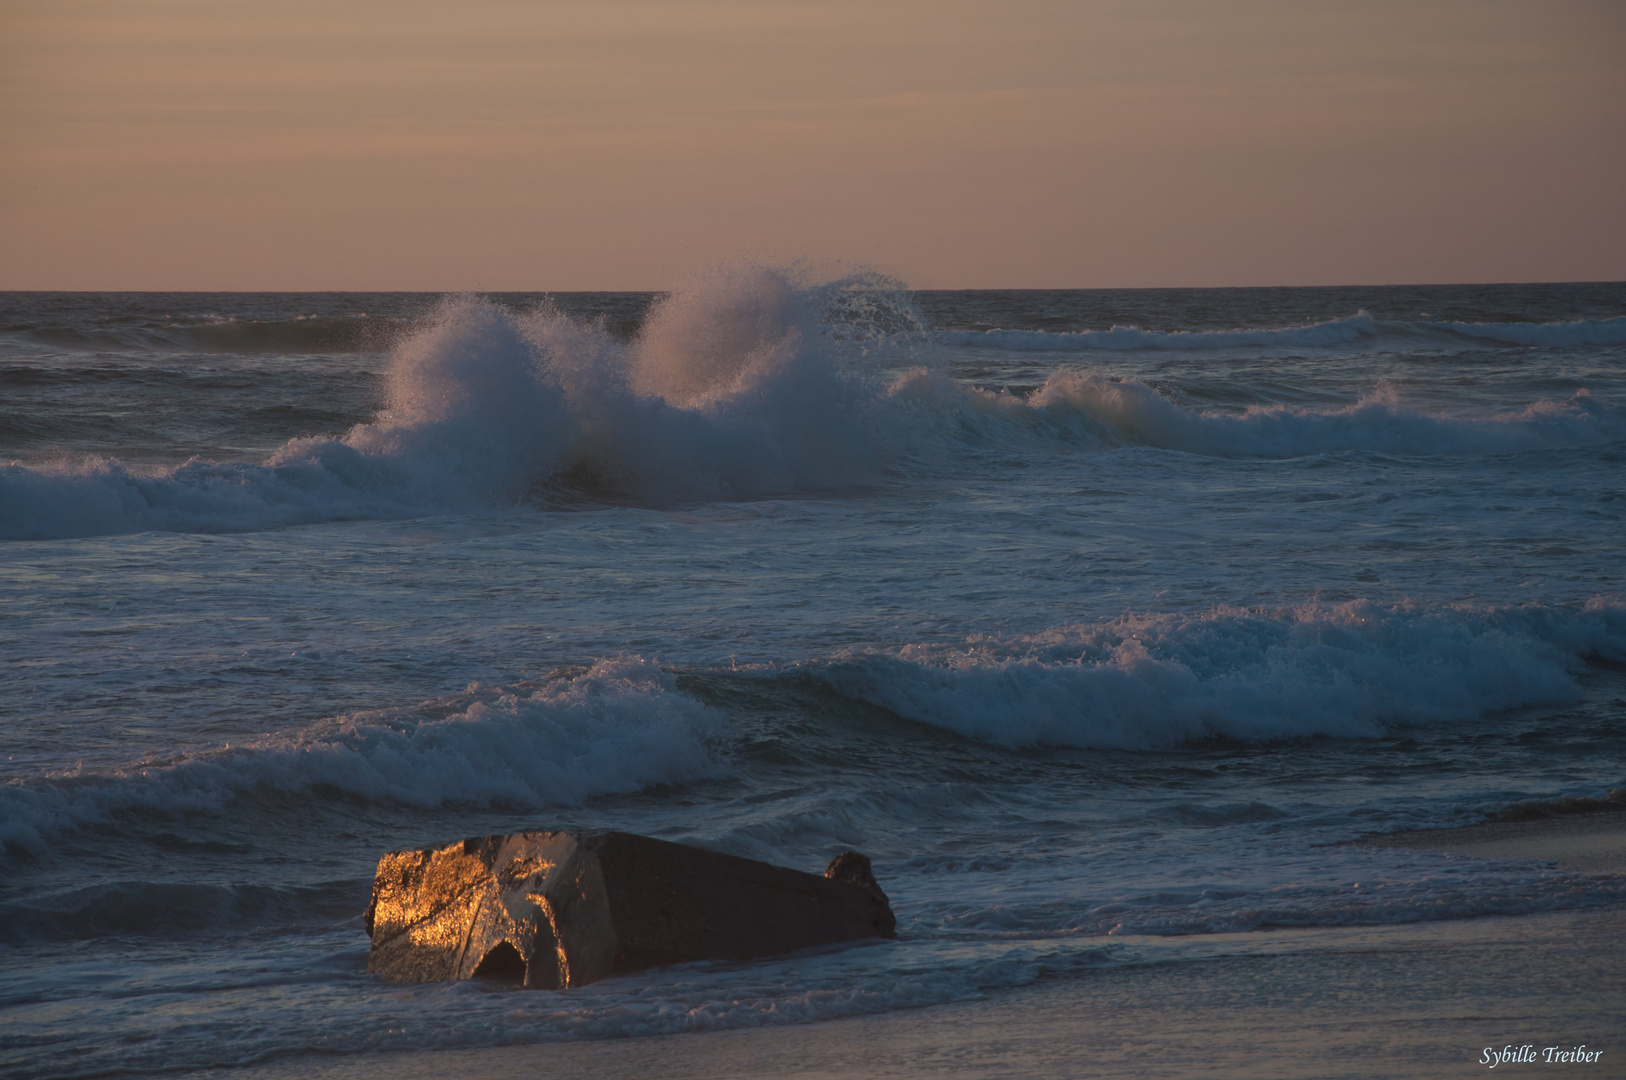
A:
198,814,1626,1079
215,907,1625,1080
1359,810,1626,875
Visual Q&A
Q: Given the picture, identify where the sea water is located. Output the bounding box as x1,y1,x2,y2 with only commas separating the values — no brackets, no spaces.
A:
1,271,1624,1077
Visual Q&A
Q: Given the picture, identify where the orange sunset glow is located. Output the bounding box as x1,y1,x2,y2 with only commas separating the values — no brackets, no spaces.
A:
3,0,1623,290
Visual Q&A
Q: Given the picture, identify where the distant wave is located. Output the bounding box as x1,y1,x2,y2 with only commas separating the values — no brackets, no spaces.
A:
1027,376,1623,458
934,312,1626,352
933,312,1377,351
0,659,724,857
6,314,396,355
895,368,1624,459
1425,315,1626,347
806,599,1626,750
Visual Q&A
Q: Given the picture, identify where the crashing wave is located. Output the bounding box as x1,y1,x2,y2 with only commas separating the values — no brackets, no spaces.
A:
5,272,1621,540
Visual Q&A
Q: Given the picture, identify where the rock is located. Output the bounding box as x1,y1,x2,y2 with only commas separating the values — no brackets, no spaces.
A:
365,829,896,989
824,850,885,897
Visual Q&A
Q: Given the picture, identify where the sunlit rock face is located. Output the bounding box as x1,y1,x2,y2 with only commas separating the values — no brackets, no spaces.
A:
365,830,897,989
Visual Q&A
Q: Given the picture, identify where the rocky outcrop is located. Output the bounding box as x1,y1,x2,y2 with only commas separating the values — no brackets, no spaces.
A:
365,829,896,989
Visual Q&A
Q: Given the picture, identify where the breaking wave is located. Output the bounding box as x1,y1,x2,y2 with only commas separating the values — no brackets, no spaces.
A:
1,267,911,539
0,659,725,857
12,601,1619,855
806,599,1626,749
891,368,1624,459
4,272,1622,541
1023,376,1621,457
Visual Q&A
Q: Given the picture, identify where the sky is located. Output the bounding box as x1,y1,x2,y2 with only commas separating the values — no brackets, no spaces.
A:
1,0,1622,290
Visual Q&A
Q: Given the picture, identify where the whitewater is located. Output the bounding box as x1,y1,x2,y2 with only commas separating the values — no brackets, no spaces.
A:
1,273,1623,1078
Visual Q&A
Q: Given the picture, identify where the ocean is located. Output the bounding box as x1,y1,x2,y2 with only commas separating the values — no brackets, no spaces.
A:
2,271,1624,1078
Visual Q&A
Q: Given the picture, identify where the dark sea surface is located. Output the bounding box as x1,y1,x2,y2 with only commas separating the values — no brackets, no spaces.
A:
2,274,1624,1077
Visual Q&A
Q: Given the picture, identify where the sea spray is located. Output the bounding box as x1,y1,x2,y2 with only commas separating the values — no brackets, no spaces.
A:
0,271,910,538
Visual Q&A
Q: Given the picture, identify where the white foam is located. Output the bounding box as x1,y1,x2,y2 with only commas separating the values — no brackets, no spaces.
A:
808,599,1626,749
0,659,725,856
938,373,1622,459
1,272,910,540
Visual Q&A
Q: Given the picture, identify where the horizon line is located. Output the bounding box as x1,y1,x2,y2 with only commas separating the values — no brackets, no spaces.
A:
4,279,1625,296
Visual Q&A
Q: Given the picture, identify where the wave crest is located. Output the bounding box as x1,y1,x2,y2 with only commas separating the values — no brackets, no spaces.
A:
1022,375,1620,457
807,600,1626,749
0,658,725,857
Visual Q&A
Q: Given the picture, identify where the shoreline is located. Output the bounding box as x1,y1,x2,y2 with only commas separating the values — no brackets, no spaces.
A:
208,906,1626,1080
202,814,1626,1079
1359,809,1626,875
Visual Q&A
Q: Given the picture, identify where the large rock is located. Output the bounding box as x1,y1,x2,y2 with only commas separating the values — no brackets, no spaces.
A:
365,829,896,989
